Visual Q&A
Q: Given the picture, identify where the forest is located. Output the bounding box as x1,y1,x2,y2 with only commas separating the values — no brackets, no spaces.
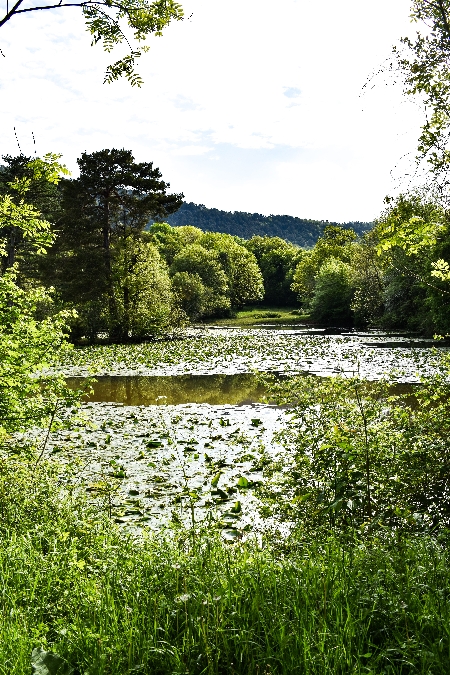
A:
156,201,372,247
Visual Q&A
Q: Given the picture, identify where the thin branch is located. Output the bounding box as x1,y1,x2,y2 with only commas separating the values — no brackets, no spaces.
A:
0,0,132,28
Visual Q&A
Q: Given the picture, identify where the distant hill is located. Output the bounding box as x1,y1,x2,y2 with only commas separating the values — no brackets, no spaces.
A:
155,202,373,248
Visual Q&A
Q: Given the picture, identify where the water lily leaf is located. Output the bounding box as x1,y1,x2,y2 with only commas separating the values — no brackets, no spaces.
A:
237,476,249,488
211,471,222,487
250,418,262,427
146,440,163,448
231,500,242,513
31,648,74,675
110,469,126,478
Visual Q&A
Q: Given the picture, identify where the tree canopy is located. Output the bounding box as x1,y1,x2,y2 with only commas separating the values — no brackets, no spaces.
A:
394,1,450,184
157,202,372,248
40,148,183,339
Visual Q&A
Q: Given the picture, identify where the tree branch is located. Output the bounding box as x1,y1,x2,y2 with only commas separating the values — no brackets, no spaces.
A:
436,0,450,41
0,0,131,29
0,0,25,29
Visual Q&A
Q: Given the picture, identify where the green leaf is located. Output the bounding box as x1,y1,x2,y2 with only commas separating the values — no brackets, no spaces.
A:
211,471,222,487
31,648,74,675
231,500,241,513
146,440,162,448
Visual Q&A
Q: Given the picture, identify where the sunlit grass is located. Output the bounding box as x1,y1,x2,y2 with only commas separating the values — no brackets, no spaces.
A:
1,452,450,674
207,306,311,326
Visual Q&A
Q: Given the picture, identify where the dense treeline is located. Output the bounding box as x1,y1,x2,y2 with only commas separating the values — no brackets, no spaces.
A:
0,150,265,339
150,200,450,334
156,201,372,248
290,194,450,333
2,150,450,339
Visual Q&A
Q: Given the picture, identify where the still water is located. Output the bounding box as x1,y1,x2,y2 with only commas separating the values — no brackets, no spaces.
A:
66,373,269,406
66,372,419,406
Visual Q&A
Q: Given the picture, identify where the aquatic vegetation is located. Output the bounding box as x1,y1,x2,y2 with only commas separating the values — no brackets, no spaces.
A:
20,402,285,533
52,327,446,382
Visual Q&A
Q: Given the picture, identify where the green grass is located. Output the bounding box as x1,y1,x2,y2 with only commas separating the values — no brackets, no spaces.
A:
1,452,450,674
206,306,311,327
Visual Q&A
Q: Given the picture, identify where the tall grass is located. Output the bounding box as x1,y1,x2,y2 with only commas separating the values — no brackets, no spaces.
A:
1,454,450,674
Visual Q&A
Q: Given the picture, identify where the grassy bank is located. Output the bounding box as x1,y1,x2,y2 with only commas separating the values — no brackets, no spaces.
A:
205,306,311,327
1,453,450,675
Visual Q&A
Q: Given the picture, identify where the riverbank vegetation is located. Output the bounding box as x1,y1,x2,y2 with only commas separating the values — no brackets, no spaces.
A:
2,451,450,674
4,355,450,673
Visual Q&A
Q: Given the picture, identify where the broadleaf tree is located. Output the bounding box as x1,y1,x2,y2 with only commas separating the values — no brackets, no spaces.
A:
0,153,68,275
0,157,76,441
394,1,450,184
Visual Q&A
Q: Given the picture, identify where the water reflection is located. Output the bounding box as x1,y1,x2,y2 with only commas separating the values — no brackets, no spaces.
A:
66,373,268,406
66,373,422,407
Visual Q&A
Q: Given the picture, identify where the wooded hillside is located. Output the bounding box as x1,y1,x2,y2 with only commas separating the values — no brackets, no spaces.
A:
155,202,373,247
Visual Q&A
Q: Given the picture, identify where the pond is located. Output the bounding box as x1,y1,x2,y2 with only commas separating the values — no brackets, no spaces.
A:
34,327,450,535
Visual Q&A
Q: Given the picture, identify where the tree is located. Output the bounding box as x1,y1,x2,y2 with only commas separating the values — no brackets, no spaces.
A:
291,225,357,307
44,148,183,338
310,258,354,326
0,162,75,439
0,267,75,439
350,233,384,327
244,235,303,305
197,232,264,308
394,1,450,184
148,222,203,264
0,0,184,87
0,153,68,276
170,244,230,317
111,238,174,337
171,271,206,321
373,192,450,331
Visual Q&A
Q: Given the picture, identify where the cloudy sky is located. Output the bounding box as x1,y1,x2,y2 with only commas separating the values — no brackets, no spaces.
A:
0,0,424,222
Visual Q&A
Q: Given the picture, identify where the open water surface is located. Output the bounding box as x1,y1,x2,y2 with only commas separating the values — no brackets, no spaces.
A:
66,373,268,406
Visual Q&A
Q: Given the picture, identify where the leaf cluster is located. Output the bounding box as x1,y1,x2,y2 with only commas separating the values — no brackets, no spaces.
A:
0,0,184,86
262,362,450,537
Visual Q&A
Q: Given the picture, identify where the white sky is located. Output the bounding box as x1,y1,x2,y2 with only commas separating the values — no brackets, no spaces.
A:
0,0,424,222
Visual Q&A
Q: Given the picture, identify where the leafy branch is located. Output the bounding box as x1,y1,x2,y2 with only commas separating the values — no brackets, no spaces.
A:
0,0,184,86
